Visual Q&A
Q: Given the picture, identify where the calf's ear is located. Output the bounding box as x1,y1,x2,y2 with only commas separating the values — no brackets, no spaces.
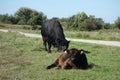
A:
79,49,91,54
84,50,91,54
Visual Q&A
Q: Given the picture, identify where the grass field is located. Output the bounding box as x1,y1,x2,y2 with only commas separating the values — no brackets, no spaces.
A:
0,31,120,80
1,23,120,41
65,29,120,41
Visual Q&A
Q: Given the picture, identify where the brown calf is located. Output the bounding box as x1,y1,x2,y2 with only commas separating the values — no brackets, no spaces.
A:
46,48,89,69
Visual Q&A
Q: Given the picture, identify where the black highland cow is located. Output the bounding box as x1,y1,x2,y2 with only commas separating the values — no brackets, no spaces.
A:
41,19,70,53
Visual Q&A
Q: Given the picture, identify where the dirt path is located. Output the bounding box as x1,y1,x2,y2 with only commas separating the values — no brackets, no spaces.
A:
0,29,120,47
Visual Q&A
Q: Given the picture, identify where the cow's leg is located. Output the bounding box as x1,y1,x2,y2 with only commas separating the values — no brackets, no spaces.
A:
48,42,51,53
42,37,48,51
43,41,47,51
55,40,61,51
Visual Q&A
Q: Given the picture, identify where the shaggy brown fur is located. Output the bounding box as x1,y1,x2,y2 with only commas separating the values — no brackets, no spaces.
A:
46,48,89,69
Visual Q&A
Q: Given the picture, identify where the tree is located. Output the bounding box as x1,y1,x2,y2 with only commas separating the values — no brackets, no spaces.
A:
15,7,31,24
83,19,96,31
15,7,46,25
71,12,88,30
9,15,19,24
94,18,104,30
0,14,10,23
114,17,120,29
104,23,112,29
0,14,18,24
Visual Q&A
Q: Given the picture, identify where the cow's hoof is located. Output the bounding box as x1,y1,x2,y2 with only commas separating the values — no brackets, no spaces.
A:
45,49,47,51
46,66,51,69
48,51,51,53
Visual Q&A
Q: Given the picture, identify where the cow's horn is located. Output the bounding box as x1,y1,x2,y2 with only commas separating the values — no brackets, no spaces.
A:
64,50,67,54
80,51,84,54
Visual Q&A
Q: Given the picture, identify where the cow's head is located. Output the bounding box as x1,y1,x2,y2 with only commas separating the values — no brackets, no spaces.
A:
58,39,70,52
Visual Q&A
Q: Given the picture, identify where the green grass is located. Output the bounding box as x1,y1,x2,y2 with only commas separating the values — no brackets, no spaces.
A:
65,29,120,41
1,23,120,41
0,23,41,34
0,31,120,80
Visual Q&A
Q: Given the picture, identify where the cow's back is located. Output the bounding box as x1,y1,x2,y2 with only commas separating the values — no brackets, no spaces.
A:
41,19,65,40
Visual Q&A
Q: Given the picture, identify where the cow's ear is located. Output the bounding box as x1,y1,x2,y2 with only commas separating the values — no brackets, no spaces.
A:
68,41,70,43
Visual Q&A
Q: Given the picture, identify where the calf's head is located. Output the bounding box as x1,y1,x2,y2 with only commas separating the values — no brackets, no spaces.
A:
66,48,89,69
66,48,81,60
67,48,90,57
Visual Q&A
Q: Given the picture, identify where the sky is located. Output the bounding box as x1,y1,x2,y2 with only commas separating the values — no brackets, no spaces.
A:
0,0,120,23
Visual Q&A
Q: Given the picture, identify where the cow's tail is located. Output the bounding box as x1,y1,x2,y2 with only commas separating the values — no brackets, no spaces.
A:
46,63,57,69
